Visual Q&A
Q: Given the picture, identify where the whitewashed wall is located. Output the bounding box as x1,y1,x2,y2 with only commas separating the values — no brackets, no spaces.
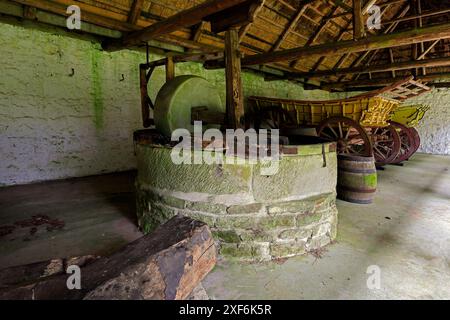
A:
0,22,331,186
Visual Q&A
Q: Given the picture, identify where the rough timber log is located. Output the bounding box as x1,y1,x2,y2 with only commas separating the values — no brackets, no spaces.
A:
114,0,249,48
205,23,450,68
0,216,216,300
288,57,450,79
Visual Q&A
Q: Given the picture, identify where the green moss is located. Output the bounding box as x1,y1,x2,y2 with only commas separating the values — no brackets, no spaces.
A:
90,48,104,130
364,173,378,188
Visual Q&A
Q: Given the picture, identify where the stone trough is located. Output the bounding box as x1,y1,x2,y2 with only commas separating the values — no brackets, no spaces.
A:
134,131,338,261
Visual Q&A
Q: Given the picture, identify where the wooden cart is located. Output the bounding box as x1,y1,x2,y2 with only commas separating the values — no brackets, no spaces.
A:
248,77,431,165
389,105,430,163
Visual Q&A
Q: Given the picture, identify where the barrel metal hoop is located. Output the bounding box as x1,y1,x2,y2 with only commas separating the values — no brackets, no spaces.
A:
337,166,377,174
337,185,377,194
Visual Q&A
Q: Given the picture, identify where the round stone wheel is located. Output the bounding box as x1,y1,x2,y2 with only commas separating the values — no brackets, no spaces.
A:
154,75,224,137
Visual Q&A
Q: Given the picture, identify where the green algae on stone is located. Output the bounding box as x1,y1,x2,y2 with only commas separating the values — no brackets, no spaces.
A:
90,48,104,130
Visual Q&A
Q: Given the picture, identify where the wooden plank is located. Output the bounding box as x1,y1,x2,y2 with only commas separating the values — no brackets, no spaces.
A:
233,23,450,67
291,5,340,69
417,40,440,60
290,57,450,78
0,216,217,300
238,0,266,42
353,0,365,40
270,0,311,52
166,56,175,81
321,73,450,89
128,0,144,24
118,0,249,48
225,28,245,129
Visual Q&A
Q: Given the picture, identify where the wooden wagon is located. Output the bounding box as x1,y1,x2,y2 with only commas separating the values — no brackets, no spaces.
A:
389,105,430,163
248,77,431,165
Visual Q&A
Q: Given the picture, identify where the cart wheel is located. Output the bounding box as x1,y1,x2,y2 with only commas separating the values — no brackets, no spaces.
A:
371,125,401,165
316,117,373,157
259,107,295,130
409,127,421,156
390,121,415,164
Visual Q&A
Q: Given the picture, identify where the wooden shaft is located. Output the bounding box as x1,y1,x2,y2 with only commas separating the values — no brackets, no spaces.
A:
122,0,249,47
353,0,365,40
207,23,450,68
290,57,450,78
225,28,245,129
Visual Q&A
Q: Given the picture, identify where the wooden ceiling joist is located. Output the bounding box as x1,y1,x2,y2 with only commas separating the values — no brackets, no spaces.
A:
289,56,450,79
235,23,450,67
321,72,450,90
108,0,251,49
270,0,312,52
128,0,145,24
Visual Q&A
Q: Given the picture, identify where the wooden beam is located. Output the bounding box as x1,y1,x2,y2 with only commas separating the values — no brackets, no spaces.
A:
166,56,175,81
115,0,250,48
238,0,266,42
417,40,440,60
291,5,340,69
128,0,144,24
353,0,365,40
288,57,450,78
363,0,378,14
321,72,450,89
225,28,245,129
233,23,450,67
271,0,311,51
389,48,396,78
350,3,410,81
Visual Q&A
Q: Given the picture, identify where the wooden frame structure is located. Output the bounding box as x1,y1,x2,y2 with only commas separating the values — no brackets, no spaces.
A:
3,0,448,91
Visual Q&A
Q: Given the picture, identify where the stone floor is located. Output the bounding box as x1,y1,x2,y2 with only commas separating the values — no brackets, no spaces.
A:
0,154,449,299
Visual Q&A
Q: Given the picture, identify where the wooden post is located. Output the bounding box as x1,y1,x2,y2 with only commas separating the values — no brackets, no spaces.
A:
353,0,365,39
225,28,244,129
166,56,175,82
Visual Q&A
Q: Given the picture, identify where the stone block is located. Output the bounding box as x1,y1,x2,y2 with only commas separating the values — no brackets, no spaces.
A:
186,201,227,214
296,211,323,226
226,203,265,215
270,240,307,259
220,243,265,260
212,230,241,243
252,153,337,202
137,146,252,195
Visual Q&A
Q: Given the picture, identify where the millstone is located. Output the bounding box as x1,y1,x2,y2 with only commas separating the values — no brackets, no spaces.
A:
154,75,224,137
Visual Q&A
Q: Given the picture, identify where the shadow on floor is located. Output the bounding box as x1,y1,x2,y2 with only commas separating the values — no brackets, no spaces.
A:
0,171,143,269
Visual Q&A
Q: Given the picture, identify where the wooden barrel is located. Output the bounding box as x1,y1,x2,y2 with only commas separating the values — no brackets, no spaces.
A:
337,154,377,204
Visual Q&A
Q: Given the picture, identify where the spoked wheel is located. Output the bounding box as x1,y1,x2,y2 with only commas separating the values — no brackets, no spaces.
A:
258,107,296,130
370,125,401,165
317,117,373,157
409,127,421,157
390,121,415,164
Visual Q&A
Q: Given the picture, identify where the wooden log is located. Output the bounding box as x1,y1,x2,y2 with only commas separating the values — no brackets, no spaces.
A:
128,0,145,24
166,56,175,82
286,56,450,79
353,0,365,40
0,256,99,290
0,216,216,300
206,23,450,68
117,0,249,48
225,28,245,129
321,72,450,90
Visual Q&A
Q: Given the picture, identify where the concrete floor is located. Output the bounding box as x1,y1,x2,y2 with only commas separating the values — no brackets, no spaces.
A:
0,154,449,299
0,172,142,269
